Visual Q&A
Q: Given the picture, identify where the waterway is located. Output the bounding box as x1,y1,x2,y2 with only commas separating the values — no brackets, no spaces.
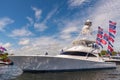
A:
0,65,120,80
0,65,22,80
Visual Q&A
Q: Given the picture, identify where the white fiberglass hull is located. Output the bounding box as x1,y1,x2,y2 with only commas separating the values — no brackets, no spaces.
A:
9,55,116,72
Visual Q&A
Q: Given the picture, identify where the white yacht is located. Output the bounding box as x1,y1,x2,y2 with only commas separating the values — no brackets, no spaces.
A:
9,20,116,72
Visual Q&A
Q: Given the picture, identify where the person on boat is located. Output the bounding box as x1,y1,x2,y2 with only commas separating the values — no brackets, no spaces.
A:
60,49,64,54
45,52,48,55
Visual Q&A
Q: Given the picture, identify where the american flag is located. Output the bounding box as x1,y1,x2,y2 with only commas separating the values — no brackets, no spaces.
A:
109,32,115,38
109,36,114,43
98,26,103,31
100,39,107,45
96,41,103,48
107,20,117,55
97,34,102,38
108,41,113,47
109,25,116,30
103,33,109,41
109,20,116,26
109,28,116,34
108,45,114,52
96,26,104,48
107,50,112,55
109,20,116,34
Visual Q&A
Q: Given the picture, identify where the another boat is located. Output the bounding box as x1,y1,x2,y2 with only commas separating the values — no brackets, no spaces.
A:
104,55,120,65
9,20,116,72
0,57,13,65
0,47,13,65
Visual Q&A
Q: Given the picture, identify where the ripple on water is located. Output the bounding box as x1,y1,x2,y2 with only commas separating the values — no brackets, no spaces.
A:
0,65,23,80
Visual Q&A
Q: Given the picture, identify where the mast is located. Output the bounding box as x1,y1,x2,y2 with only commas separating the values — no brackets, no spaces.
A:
81,19,92,35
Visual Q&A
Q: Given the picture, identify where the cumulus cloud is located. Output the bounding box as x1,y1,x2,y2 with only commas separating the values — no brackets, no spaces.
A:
0,17,14,31
10,28,33,37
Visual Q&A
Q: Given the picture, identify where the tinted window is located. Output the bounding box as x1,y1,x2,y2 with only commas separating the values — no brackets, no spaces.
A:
62,51,96,57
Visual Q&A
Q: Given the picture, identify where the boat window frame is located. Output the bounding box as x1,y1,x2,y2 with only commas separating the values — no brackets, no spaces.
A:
61,51,97,57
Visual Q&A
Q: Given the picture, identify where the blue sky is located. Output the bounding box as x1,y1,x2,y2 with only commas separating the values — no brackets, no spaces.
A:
0,0,120,55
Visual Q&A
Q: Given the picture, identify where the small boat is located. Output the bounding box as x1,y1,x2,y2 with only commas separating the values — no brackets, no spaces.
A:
0,54,13,65
0,46,13,65
9,20,116,72
104,55,120,65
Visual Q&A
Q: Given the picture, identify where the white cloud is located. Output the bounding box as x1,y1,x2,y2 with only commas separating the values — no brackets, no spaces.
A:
28,7,58,32
0,42,14,53
11,0,120,55
0,17,14,31
32,6,42,21
19,38,30,45
14,36,65,55
10,28,33,37
34,23,47,31
43,8,58,23
26,16,34,25
60,26,79,40
89,0,120,31
2,42,12,48
85,0,120,50
59,20,82,41
68,0,86,7
62,26,78,34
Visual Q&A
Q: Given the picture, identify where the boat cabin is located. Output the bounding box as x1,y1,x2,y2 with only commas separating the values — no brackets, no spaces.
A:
61,40,99,57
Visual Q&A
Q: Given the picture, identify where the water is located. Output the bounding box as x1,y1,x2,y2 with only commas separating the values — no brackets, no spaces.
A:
0,65,23,80
1,65,120,80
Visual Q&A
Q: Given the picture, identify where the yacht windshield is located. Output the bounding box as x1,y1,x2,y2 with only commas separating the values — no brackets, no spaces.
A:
62,51,96,57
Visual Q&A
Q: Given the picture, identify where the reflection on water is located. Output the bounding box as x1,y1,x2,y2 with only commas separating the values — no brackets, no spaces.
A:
1,65,120,80
0,65,23,80
15,65,120,80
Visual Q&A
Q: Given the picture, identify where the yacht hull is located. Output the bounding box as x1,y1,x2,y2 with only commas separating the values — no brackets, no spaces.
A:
9,55,116,72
